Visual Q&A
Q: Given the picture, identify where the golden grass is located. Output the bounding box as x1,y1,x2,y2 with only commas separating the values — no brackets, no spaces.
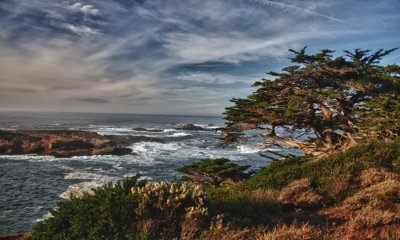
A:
278,178,322,209
257,222,322,240
343,179,400,211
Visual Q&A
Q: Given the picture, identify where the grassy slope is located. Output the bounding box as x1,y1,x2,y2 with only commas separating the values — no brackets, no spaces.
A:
27,140,400,240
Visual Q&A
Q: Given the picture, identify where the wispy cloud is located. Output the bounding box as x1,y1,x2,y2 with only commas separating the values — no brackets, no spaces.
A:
64,23,99,35
0,0,398,114
252,0,350,25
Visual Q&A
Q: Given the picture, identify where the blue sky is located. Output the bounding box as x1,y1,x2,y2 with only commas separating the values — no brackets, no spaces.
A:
0,0,399,115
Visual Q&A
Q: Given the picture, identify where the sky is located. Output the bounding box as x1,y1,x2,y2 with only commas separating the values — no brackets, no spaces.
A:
0,0,399,115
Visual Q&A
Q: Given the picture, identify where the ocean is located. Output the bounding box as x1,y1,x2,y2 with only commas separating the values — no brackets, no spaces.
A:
0,112,294,234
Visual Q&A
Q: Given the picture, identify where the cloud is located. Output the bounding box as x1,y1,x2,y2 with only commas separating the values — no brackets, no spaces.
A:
70,2,100,15
252,0,349,25
64,23,99,35
0,0,398,114
176,72,259,85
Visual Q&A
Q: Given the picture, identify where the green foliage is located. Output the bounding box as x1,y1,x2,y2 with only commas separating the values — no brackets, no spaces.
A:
223,47,400,154
177,158,251,185
245,156,310,190
131,182,208,240
31,176,145,240
205,185,281,227
29,141,400,239
30,178,208,240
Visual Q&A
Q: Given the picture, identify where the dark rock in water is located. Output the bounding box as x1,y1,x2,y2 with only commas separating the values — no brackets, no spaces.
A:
175,123,207,131
132,127,163,133
107,135,163,146
0,130,132,158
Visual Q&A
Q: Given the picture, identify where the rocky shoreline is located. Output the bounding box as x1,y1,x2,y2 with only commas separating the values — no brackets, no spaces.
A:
0,232,31,240
0,130,157,158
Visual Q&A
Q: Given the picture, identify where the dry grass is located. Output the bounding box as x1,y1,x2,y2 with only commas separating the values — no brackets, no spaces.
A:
321,176,400,240
257,222,323,240
343,179,400,211
248,189,279,203
359,168,399,188
202,228,259,240
201,215,262,240
180,217,204,240
278,178,322,209
323,174,350,197
348,207,398,230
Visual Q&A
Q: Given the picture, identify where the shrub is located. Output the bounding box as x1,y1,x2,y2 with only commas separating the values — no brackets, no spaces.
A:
177,158,250,185
31,176,144,240
30,178,208,240
245,156,310,190
132,182,208,240
205,185,281,226
278,178,322,209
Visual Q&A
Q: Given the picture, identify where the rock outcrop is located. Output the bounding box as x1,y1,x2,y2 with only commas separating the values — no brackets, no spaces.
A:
175,124,207,131
0,231,31,240
0,130,133,158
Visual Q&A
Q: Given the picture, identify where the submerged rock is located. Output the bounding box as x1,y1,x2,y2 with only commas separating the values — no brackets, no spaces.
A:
175,123,207,131
131,127,163,133
107,135,163,146
0,130,132,158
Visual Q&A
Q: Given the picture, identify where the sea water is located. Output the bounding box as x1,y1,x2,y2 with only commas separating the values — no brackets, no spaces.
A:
0,112,296,233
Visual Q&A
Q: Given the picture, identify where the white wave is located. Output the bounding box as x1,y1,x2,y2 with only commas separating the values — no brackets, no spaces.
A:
33,211,53,223
64,171,114,181
59,181,103,199
195,124,220,129
94,127,135,136
163,128,176,133
237,145,264,154
130,142,181,161
0,154,55,161
175,123,220,130
167,132,192,137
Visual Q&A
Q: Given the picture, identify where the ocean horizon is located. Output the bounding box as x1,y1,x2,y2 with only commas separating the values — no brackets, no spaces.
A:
0,111,293,234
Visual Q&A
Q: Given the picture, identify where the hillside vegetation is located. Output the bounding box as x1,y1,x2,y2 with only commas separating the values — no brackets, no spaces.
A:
28,140,400,239
25,48,400,240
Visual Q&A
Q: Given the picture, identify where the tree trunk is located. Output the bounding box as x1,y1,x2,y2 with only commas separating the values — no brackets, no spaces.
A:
322,129,335,148
318,102,333,121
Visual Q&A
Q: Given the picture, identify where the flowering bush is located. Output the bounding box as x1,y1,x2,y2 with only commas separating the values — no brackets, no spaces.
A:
132,182,208,239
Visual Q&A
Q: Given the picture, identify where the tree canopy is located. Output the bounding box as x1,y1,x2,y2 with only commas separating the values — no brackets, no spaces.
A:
223,47,400,156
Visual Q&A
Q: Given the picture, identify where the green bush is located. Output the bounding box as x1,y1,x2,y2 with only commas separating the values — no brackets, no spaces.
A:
205,185,281,227
30,178,208,240
131,182,208,240
31,176,144,240
245,156,310,190
177,158,251,185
